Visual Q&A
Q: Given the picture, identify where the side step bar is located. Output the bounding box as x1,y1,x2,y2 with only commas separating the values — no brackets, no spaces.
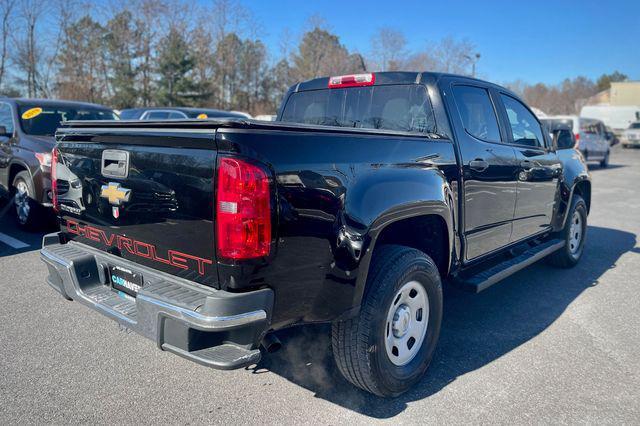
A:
454,239,565,293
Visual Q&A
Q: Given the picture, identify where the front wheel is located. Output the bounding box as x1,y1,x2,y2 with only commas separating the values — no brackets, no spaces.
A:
547,194,587,268
600,151,609,168
331,245,443,397
13,171,42,229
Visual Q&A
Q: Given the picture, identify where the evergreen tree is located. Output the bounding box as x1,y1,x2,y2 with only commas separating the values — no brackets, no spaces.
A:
156,28,197,106
55,15,108,103
292,28,364,81
596,71,628,92
105,11,140,109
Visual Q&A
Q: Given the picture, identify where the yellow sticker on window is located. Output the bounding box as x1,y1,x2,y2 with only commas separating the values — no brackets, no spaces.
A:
196,113,208,119
21,107,43,120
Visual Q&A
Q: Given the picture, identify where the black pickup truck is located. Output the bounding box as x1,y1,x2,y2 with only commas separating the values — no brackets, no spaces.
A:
41,72,590,397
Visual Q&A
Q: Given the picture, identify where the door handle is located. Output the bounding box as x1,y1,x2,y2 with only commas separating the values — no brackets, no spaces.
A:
520,160,533,170
469,159,489,172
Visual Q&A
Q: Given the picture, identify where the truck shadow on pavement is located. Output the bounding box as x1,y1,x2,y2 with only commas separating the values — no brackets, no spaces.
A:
251,225,636,418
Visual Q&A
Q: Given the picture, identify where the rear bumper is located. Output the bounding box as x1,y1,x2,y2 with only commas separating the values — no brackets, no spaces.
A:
40,233,273,369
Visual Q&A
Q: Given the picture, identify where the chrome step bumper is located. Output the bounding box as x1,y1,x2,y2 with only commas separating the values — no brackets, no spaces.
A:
40,233,273,369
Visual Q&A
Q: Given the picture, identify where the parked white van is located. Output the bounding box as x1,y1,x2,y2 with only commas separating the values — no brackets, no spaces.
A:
580,105,640,132
542,115,611,167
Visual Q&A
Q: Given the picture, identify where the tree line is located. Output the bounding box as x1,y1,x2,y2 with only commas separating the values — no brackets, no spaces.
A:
0,0,629,115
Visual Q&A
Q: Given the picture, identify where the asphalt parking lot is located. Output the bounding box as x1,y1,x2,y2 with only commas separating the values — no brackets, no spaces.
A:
1,147,639,424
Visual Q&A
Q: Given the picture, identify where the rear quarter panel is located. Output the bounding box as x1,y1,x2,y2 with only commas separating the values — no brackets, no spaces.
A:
552,148,590,230
216,128,458,327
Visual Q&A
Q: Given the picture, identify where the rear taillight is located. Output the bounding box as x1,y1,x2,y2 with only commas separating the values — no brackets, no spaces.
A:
51,148,59,212
216,157,271,259
574,133,580,149
328,73,375,88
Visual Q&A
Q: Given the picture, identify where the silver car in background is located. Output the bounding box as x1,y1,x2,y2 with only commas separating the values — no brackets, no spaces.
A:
622,122,640,148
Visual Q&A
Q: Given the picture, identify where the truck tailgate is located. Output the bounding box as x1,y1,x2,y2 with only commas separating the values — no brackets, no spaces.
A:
54,130,219,287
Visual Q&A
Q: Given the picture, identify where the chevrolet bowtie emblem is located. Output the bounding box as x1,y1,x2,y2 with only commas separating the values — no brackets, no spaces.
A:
100,182,131,206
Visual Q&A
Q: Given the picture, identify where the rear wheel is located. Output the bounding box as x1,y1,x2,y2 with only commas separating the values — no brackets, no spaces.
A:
599,151,609,168
13,171,42,229
331,245,443,397
547,194,587,268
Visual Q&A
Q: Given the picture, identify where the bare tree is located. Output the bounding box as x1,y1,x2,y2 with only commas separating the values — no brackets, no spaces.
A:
14,0,48,97
369,27,407,71
0,0,16,90
38,0,78,97
426,36,477,75
508,76,599,115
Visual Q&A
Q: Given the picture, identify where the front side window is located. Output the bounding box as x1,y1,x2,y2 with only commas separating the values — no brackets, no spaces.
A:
451,85,501,143
281,84,437,134
0,103,14,134
500,94,544,148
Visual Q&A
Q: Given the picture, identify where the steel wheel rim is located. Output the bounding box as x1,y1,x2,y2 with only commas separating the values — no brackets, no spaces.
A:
384,280,429,366
568,211,583,254
14,181,30,224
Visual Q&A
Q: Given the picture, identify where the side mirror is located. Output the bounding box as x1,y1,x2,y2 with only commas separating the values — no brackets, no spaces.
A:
553,128,575,150
0,125,7,137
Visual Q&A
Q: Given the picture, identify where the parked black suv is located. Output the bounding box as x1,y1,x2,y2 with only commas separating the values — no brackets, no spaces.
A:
0,98,117,228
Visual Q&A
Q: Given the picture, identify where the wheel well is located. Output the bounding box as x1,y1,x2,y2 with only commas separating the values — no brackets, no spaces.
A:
375,215,449,277
573,180,591,213
9,163,27,190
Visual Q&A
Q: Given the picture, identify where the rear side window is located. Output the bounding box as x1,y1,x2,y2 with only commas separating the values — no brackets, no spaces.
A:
145,111,170,120
451,85,501,143
581,120,604,135
280,84,436,134
500,94,544,148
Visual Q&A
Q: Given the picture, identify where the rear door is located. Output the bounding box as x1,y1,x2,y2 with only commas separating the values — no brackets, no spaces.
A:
496,93,561,242
580,118,601,159
595,121,609,156
444,80,518,260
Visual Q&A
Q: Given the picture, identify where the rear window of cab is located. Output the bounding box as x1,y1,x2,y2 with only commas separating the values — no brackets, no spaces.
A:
280,84,437,134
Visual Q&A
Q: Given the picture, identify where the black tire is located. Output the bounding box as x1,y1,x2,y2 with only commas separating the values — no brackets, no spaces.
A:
331,245,443,397
547,194,587,268
12,171,42,229
599,151,609,168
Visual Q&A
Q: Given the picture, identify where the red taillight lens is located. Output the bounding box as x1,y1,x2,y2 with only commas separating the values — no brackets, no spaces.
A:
328,73,375,88
216,157,271,259
51,148,59,212
574,133,580,149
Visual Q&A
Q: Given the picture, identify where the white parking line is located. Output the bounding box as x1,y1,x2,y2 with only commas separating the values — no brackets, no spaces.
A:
0,232,29,249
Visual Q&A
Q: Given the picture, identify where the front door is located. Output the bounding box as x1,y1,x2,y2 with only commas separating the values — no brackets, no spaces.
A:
445,82,519,261
497,93,561,242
